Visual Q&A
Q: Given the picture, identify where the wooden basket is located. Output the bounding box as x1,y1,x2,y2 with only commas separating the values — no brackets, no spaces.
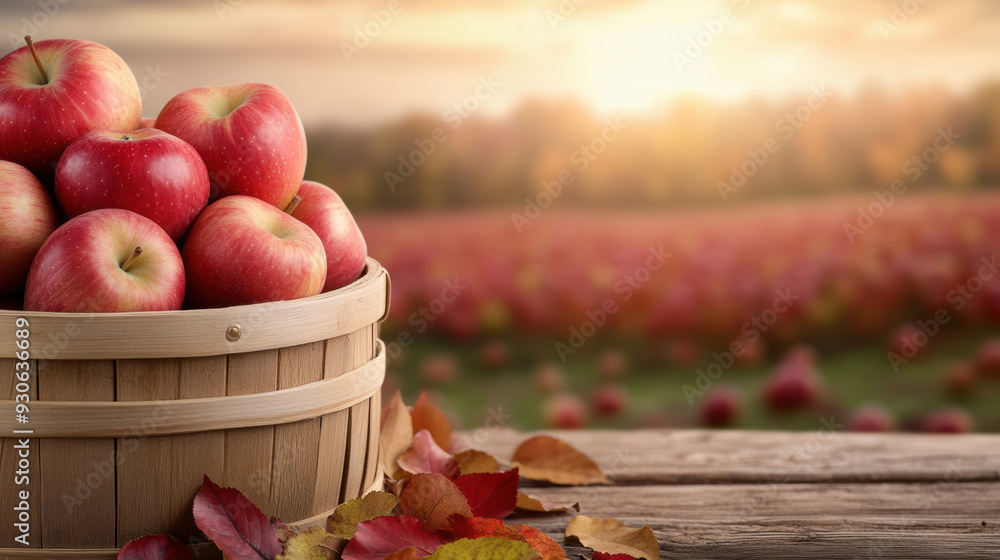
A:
0,258,390,559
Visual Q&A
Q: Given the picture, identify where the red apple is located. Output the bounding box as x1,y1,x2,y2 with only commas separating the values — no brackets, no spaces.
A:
479,339,509,370
598,349,628,379
0,160,59,295
0,37,141,183
139,117,157,129
24,209,184,312
544,394,586,429
55,128,210,241
846,404,896,432
535,363,565,394
945,362,977,396
420,354,458,385
289,181,367,291
700,386,742,427
920,408,974,434
155,83,306,209
974,339,1000,378
591,384,628,417
182,195,326,308
762,347,824,412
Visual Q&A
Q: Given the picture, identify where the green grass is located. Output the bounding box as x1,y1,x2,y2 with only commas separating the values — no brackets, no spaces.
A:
385,329,1000,433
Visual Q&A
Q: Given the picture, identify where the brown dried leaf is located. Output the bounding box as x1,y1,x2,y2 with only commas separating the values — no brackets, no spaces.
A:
564,516,659,560
453,449,501,475
511,436,609,485
411,391,453,451
399,473,472,532
380,390,414,480
514,493,580,513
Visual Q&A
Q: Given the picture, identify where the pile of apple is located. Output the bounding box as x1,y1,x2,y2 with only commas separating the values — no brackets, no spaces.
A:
0,37,366,312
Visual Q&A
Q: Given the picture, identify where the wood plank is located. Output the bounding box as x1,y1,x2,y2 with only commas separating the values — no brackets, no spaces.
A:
170,356,227,542
223,350,279,514
513,482,1000,559
115,358,182,544
341,325,376,501
475,429,1000,484
270,342,325,522
0,358,38,548
37,360,116,548
314,326,373,512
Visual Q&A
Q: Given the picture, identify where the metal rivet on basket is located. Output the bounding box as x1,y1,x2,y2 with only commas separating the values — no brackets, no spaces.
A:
226,325,241,342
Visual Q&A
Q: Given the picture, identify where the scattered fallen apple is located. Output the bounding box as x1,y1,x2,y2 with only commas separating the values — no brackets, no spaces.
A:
534,363,565,394
974,339,1000,378
700,386,742,427
762,346,825,412
479,339,510,370
945,362,977,396
419,353,459,385
590,384,628,418
544,394,586,429
846,403,896,432
920,408,974,434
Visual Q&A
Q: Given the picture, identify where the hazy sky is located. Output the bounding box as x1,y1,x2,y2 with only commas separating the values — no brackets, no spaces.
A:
2,0,999,126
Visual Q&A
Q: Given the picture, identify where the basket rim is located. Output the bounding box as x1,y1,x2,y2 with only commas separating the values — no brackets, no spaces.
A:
0,257,389,360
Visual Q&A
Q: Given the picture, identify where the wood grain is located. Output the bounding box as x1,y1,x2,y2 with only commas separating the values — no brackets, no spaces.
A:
37,360,116,548
476,429,1000,484
514,483,1000,559
0,358,38,548
341,325,376,501
223,350,279,514
269,342,325,521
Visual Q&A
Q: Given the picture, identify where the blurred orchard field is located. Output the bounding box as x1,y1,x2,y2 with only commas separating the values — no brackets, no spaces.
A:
358,192,1000,433
12,0,1000,434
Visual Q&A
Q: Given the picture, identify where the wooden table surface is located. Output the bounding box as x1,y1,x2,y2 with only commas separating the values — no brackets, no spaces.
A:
471,429,1000,559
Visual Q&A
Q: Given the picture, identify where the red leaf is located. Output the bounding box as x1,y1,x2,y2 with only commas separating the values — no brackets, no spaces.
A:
510,524,567,560
594,554,638,560
397,429,460,478
192,475,282,560
343,515,448,560
411,391,453,451
118,535,193,560
452,469,519,519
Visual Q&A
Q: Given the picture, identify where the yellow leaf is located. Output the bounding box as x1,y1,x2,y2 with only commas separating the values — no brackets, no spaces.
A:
565,516,658,560
326,491,400,539
425,537,540,560
276,526,339,560
511,436,609,485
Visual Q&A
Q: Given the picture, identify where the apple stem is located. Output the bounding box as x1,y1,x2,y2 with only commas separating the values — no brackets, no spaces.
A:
284,195,302,215
24,36,49,85
121,246,143,272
